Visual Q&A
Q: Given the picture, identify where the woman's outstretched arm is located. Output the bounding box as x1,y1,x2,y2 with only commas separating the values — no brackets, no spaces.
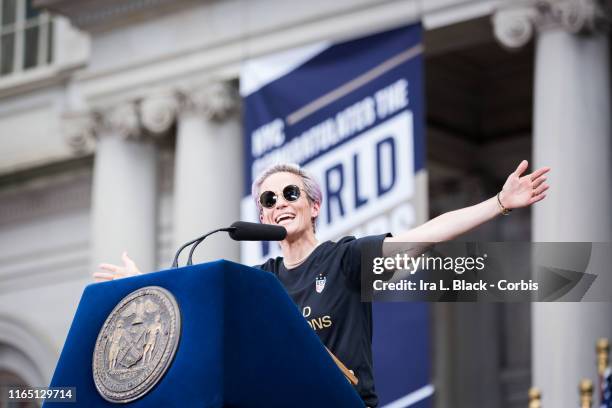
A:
386,160,550,243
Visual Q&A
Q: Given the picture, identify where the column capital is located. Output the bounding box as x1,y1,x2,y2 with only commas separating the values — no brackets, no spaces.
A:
492,3,539,49
179,81,239,122
140,91,179,137
63,94,180,153
492,0,610,49
62,110,98,154
97,101,141,140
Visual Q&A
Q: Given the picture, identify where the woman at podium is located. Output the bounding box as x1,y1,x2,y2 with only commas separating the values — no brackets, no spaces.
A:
94,161,549,407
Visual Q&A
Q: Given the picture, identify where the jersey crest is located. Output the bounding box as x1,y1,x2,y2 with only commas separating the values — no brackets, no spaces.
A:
315,274,326,293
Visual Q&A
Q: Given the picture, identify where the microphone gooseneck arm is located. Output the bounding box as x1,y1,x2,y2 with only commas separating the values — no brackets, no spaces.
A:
171,221,286,268
171,227,235,268
186,226,236,266
186,237,206,267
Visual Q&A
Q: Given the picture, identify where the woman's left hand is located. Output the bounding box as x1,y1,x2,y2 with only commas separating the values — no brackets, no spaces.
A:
500,160,550,209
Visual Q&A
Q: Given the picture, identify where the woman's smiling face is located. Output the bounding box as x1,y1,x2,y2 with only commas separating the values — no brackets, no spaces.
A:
258,172,320,238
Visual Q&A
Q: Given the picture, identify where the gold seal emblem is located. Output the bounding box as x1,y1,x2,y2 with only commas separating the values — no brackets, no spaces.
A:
93,286,181,403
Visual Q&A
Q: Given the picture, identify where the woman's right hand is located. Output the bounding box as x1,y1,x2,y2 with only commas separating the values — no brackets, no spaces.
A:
93,251,142,282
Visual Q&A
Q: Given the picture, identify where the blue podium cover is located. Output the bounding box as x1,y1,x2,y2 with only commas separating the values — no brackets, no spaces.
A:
46,260,364,407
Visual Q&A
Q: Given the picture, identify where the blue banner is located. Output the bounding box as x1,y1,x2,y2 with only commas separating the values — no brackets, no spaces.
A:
240,23,430,407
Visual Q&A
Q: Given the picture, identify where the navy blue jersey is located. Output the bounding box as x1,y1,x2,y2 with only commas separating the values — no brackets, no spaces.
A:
258,234,388,407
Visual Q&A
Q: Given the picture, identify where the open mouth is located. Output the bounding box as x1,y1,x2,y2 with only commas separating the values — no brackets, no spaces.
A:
275,213,295,225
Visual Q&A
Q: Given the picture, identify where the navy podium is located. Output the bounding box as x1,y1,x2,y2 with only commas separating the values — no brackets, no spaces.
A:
45,260,364,407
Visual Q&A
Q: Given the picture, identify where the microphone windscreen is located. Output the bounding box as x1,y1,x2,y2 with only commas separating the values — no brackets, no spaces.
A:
228,221,287,241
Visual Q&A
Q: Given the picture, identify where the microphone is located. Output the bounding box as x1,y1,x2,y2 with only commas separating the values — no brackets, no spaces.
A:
172,222,287,268
227,221,287,241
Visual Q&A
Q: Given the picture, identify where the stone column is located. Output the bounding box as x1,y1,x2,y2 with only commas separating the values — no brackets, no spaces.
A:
69,98,169,274
173,81,242,265
494,1,612,406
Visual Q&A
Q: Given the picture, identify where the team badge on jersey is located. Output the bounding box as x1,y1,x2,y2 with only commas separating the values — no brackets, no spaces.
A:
315,274,326,293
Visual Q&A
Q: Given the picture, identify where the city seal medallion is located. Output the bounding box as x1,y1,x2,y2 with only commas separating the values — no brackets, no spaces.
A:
92,286,181,403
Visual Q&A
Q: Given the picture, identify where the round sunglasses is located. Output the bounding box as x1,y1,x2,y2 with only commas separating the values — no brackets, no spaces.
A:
259,185,301,209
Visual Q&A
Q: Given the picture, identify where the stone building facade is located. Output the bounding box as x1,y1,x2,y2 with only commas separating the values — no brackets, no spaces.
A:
0,0,610,406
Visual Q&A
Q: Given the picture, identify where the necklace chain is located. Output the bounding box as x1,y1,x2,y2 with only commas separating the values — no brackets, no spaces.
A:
283,242,320,269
